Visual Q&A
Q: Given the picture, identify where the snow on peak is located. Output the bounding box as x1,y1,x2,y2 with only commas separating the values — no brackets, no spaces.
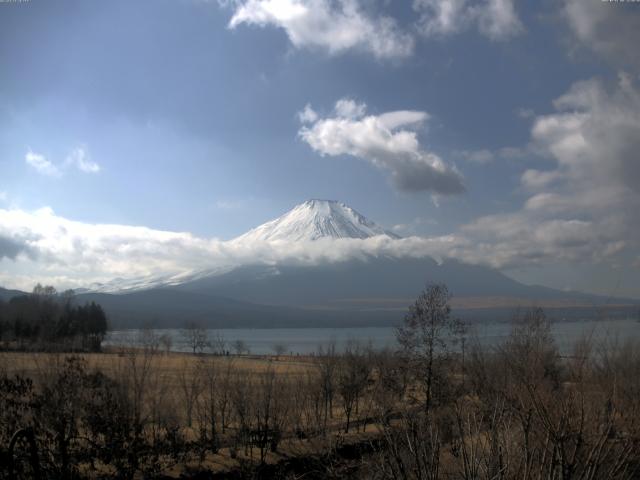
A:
233,199,398,243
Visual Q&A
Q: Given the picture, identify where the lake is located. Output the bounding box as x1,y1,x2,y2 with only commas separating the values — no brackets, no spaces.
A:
104,317,640,355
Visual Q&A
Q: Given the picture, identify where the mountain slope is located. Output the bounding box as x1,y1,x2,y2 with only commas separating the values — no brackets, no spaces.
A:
0,287,26,301
233,199,398,243
75,289,400,328
175,256,619,309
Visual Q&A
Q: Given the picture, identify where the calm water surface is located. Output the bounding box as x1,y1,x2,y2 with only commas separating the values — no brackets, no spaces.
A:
104,318,640,355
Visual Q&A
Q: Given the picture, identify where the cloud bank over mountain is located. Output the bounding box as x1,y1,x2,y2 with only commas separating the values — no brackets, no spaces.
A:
0,194,629,291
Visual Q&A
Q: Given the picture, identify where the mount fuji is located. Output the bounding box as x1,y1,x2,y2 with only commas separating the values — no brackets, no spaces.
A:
66,199,636,328
233,199,398,243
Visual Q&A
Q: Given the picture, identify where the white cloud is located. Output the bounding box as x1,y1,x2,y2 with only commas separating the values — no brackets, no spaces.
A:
65,146,101,173
447,74,640,273
563,0,640,71
0,207,220,288
413,0,522,40
227,0,414,59
448,74,640,270
298,103,319,123
25,150,61,177
475,0,522,39
25,145,101,177
531,73,640,198
298,98,465,194
334,98,366,119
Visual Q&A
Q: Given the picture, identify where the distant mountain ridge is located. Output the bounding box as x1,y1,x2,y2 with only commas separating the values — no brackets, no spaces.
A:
173,257,633,309
0,287,26,302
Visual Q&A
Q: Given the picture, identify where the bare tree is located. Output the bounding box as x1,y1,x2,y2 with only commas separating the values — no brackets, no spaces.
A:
272,343,288,359
209,331,226,355
250,366,292,463
177,357,202,428
137,325,161,353
337,343,370,433
397,283,463,415
230,369,252,456
299,369,325,437
233,339,249,356
181,321,210,355
216,357,234,433
316,342,338,432
195,356,220,452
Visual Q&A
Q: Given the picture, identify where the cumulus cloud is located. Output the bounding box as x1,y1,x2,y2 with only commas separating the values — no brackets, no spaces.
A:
413,0,523,40
25,146,101,177
531,73,640,200
450,73,640,271
298,99,465,194
227,0,414,59
297,103,319,123
65,146,101,173
25,150,60,177
563,0,640,71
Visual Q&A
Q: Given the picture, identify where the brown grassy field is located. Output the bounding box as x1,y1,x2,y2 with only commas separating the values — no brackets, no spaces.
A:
0,349,316,380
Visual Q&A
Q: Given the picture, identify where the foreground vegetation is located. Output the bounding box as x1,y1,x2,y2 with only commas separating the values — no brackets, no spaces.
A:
1,284,640,479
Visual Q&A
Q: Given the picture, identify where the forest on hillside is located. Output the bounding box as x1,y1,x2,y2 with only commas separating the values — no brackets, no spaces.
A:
0,285,108,352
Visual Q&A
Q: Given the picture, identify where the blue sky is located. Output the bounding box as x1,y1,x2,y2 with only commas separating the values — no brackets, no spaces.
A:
1,0,640,297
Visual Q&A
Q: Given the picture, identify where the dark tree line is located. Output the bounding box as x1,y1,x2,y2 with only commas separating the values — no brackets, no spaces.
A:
0,284,108,351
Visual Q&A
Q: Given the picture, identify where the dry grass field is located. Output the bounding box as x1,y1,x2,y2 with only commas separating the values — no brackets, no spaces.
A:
0,349,316,381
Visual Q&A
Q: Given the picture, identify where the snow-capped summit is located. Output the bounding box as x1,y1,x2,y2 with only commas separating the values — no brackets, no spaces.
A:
233,199,398,243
